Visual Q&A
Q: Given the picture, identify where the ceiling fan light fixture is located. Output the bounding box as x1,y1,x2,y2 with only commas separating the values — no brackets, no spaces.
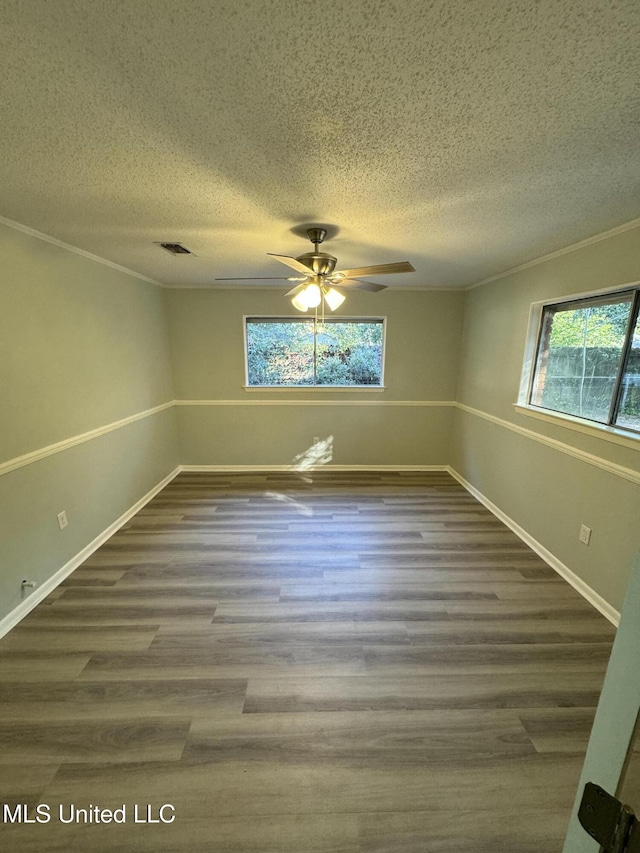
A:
291,291,310,312
302,282,322,308
323,287,346,311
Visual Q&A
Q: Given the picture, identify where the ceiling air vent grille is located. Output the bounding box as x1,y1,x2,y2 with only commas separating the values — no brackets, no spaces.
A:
156,242,193,255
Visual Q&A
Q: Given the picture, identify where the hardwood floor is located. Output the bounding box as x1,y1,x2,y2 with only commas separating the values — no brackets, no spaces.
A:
0,471,615,851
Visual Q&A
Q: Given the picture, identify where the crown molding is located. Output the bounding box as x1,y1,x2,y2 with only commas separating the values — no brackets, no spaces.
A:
3,212,639,295
0,215,165,288
466,216,640,291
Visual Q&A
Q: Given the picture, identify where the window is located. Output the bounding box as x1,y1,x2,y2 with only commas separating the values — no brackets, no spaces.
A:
528,288,640,434
245,317,385,387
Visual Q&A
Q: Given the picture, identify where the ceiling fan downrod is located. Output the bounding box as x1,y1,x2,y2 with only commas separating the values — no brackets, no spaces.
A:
295,229,337,277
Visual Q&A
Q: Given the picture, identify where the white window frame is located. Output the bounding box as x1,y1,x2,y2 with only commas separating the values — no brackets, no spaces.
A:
517,282,640,445
243,315,388,390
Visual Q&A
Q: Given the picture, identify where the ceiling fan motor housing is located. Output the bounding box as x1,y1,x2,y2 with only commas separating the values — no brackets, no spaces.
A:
295,252,337,276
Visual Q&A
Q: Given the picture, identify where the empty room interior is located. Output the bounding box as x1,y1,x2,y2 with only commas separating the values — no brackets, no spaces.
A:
1,2,640,851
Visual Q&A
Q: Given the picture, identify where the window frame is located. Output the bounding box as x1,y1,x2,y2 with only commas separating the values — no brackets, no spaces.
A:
518,283,640,440
243,315,387,389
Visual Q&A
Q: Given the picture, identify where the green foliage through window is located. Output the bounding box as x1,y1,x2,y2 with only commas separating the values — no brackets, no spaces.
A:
245,318,384,387
529,290,640,433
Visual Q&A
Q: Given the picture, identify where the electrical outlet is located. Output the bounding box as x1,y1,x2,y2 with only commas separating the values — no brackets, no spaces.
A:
57,510,68,530
313,436,320,445
579,524,591,546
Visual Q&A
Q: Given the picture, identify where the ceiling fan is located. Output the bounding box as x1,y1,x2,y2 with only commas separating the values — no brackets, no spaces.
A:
215,227,415,312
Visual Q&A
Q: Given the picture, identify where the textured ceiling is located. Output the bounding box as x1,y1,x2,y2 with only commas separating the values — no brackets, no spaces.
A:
1,0,639,289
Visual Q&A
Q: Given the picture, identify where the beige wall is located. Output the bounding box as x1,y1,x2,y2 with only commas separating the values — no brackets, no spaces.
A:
166,288,464,467
0,223,178,625
452,226,640,612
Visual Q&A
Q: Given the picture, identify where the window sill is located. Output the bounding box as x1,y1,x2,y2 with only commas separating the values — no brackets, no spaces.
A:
243,385,387,392
513,404,640,451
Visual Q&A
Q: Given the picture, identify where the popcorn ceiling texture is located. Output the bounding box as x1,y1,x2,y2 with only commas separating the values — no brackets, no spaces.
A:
0,0,639,288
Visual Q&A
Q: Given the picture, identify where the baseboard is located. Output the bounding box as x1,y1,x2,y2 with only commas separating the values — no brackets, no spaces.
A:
179,464,449,472
0,466,181,640
3,462,617,638
447,466,620,626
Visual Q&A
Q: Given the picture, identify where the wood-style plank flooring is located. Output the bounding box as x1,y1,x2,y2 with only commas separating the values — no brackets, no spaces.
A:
0,471,615,851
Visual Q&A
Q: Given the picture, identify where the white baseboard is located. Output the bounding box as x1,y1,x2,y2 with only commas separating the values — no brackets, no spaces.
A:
179,464,449,472
0,466,181,640
447,466,620,626
2,462,618,640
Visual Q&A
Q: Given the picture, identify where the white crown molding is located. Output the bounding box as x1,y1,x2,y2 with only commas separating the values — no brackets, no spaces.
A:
0,401,174,477
175,399,455,407
0,214,165,288
447,466,620,626
466,216,640,291
376,286,464,292
0,466,181,640
455,403,640,486
4,212,638,296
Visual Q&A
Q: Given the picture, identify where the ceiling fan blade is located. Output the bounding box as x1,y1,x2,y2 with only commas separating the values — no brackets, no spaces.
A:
285,283,306,297
215,276,304,281
339,278,388,292
268,253,315,274
334,261,415,278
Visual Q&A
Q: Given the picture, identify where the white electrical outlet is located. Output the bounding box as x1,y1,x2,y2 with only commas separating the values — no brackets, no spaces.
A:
57,510,68,530
579,524,591,545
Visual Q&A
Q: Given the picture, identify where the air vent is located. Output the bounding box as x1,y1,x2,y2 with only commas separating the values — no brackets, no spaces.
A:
155,242,193,255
